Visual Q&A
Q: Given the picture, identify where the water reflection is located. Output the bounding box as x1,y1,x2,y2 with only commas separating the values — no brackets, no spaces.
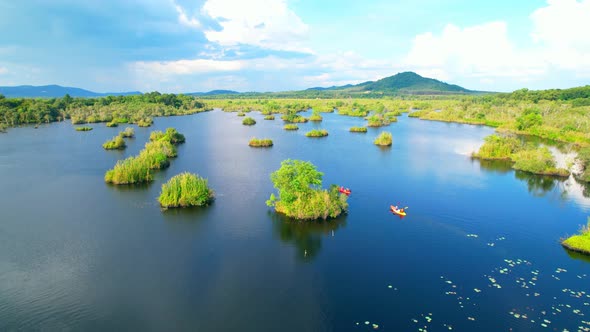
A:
270,212,347,262
564,248,590,263
476,159,513,174
514,170,563,197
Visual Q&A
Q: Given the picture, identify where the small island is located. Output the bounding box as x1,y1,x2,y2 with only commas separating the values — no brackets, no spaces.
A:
119,127,135,138
374,131,393,146
249,137,273,147
75,126,93,131
349,126,367,133
305,129,328,137
242,117,256,125
105,128,183,184
562,218,590,256
158,172,214,208
264,115,275,120
267,159,348,220
284,124,299,130
103,135,126,150
309,111,323,122
237,112,246,117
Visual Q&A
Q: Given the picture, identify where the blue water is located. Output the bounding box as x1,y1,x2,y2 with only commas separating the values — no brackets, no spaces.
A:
0,110,589,331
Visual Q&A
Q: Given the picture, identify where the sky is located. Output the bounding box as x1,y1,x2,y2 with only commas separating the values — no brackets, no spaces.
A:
0,0,589,93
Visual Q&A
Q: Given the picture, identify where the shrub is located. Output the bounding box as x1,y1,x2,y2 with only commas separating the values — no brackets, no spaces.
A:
349,126,367,133
284,124,299,130
374,132,393,146
243,117,256,125
249,137,274,147
158,172,214,208
75,126,92,131
106,121,118,127
151,128,185,144
306,129,328,137
516,108,543,130
103,135,126,150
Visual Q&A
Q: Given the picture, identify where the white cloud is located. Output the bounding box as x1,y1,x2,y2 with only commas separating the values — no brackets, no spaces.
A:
404,22,547,82
530,0,590,73
202,0,311,53
174,3,201,29
132,58,243,75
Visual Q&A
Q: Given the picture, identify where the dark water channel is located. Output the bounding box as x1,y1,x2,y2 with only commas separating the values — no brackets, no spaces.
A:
0,110,589,331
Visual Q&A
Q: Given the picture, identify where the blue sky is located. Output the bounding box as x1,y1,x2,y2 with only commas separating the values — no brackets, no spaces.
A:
0,0,589,93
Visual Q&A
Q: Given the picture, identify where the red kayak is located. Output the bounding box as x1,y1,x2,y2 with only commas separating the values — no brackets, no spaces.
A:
339,187,351,196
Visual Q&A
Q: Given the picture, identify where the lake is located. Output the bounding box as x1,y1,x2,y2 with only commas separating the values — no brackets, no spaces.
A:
1,110,589,331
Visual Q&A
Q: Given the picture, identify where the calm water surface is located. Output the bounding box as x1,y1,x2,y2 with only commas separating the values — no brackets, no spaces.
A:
1,111,589,331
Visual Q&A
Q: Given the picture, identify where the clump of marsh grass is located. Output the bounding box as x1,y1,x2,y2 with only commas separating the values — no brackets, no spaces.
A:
374,131,393,146
158,172,214,208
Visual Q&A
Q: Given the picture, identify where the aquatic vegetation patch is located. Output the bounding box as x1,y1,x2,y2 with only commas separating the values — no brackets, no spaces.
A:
349,126,367,133
158,172,214,208
374,131,393,146
119,127,135,138
75,126,93,131
242,117,256,125
249,137,273,147
283,124,299,130
137,117,153,127
102,135,126,150
305,129,328,137
264,115,275,120
562,218,590,255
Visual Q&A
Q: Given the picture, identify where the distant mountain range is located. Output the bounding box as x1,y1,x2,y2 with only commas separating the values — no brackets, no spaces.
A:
0,72,476,98
306,72,471,95
0,85,142,98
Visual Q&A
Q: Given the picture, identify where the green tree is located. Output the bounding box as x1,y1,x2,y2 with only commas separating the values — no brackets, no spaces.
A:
268,159,323,205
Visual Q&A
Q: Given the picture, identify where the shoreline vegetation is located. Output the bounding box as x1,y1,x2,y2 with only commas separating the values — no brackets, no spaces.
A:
562,217,590,256
472,134,570,177
249,137,273,147
266,159,348,220
104,127,184,184
374,132,393,146
158,172,214,209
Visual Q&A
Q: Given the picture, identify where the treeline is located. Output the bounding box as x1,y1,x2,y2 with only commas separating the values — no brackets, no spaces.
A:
498,86,590,105
0,92,207,128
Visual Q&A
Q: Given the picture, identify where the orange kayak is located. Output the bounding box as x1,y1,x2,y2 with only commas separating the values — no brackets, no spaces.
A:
390,205,407,216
